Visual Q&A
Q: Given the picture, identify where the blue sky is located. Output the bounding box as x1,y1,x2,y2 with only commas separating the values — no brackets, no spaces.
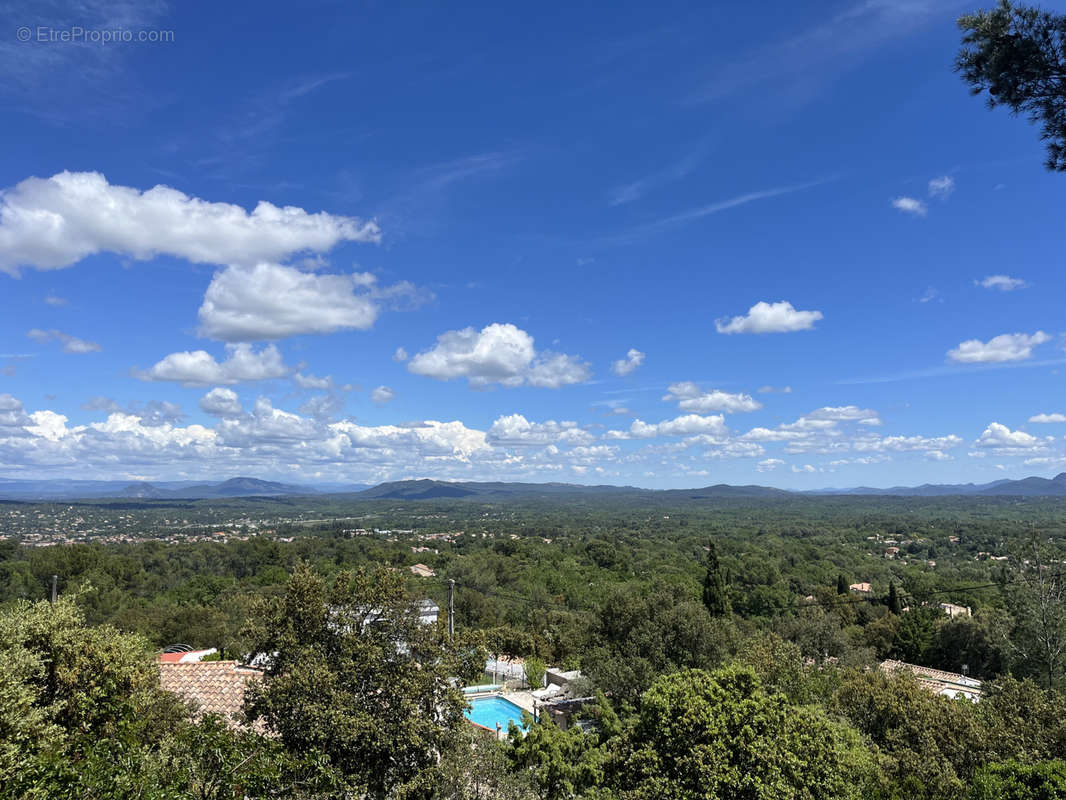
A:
1,0,1065,489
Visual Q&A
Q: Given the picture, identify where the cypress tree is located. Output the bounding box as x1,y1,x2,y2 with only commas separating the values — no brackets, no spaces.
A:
837,574,848,595
702,541,731,617
887,581,902,615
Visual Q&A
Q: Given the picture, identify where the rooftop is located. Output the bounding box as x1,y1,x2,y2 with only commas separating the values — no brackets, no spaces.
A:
159,660,262,726
880,659,982,701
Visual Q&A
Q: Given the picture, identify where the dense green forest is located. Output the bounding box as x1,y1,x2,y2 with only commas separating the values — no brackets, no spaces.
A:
5,493,1066,797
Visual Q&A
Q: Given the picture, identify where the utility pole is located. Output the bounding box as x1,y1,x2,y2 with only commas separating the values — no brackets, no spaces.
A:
50,575,57,605
448,579,455,640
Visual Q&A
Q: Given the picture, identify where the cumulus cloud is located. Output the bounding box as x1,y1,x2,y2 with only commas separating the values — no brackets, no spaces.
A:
299,393,346,421
976,275,1028,291
806,405,882,426
1030,413,1066,424
928,176,955,198
407,323,590,388
757,385,792,394
393,347,409,362
853,434,964,453
199,387,244,418
80,396,185,426
975,422,1050,454
891,196,927,216
663,382,762,413
607,413,728,440
947,332,1050,363
370,386,396,406
137,343,291,385
487,414,594,446
26,328,100,353
0,394,31,428
330,419,491,460
716,301,823,334
0,171,379,276
129,401,186,427
743,406,881,447
611,348,645,377
1,392,640,483
198,263,426,341
738,403,959,460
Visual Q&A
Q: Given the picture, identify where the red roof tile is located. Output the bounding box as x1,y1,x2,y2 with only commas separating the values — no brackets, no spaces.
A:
159,661,263,727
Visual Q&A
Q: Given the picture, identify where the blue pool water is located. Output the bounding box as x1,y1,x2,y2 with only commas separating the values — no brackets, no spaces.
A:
464,696,528,731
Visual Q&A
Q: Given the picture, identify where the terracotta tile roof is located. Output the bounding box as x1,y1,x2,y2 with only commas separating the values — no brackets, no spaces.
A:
880,659,983,701
159,661,262,726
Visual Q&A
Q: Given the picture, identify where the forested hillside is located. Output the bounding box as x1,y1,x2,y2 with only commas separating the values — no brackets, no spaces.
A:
5,494,1066,797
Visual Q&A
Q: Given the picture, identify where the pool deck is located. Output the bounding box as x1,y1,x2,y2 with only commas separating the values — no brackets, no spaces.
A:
505,690,537,715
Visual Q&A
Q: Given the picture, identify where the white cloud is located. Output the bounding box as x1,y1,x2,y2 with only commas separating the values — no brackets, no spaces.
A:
43,294,68,306
293,372,335,390
199,387,244,418
891,196,927,216
487,414,594,446
137,343,291,386
407,323,590,388
1,393,641,483
757,458,785,472
0,394,31,428
700,441,765,459
215,397,319,445
393,347,409,362
791,464,818,473
806,405,882,426
975,422,1050,453
757,385,792,394
928,176,955,198
198,263,424,341
742,427,808,443
26,328,100,354
26,410,71,441
1024,456,1066,467
716,301,823,334
926,450,952,461
947,331,1050,363
663,382,762,413
611,348,645,377
1030,413,1066,424
607,413,728,440
370,386,396,406
330,419,491,460
976,275,1028,291
0,171,379,276
299,394,345,421
853,434,964,453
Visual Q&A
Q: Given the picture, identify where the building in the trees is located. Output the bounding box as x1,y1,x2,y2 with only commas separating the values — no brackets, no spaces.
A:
880,659,982,702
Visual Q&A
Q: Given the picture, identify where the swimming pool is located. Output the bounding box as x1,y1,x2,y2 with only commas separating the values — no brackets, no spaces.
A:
464,695,529,732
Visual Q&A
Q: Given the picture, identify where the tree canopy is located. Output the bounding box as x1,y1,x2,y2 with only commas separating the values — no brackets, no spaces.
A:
957,0,1066,170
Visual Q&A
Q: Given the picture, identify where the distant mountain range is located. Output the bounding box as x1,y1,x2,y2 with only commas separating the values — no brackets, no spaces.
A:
2,473,1066,502
0,477,367,501
816,472,1066,497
